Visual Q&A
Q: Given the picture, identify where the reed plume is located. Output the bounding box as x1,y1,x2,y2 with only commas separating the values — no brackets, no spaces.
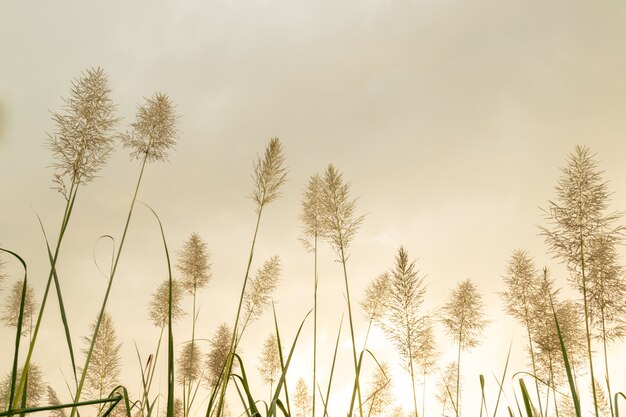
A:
205,323,233,390
380,247,427,417
0,364,45,410
149,279,186,328
48,67,119,188
540,145,624,417
435,362,459,417
250,137,288,213
239,256,281,336
294,378,312,417
177,341,202,385
364,363,392,417
499,249,543,413
440,279,488,417
360,273,391,324
529,269,586,408
177,233,212,295
80,312,122,415
123,93,178,163
1,280,38,336
46,386,67,417
258,333,281,395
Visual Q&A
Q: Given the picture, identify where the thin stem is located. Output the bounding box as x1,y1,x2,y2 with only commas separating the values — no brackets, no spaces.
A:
216,206,263,416
312,234,318,417
341,245,363,417
71,155,148,417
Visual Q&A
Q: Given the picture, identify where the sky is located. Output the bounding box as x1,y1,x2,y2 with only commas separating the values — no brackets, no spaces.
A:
2,1,626,416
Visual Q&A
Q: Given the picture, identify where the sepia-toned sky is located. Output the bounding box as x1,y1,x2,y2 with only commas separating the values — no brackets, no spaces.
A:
2,1,626,415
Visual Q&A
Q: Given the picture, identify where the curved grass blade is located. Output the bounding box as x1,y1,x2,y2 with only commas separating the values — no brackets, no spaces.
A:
323,316,343,417
550,295,581,417
34,213,79,385
519,379,537,417
142,203,175,417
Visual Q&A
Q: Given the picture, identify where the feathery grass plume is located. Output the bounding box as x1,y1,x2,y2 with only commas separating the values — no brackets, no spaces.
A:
364,363,392,417
319,163,365,417
380,247,427,417
390,406,407,417
0,364,45,409
592,379,611,417
162,399,184,417
80,312,122,414
435,362,459,417
499,249,543,414
300,173,327,417
530,269,586,406
123,93,178,162
47,67,119,187
177,233,212,295
149,279,186,328
294,378,312,417
239,256,281,337
46,386,67,417
440,279,488,417
540,145,624,417
250,137,288,213
258,333,281,394
361,273,391,324
301,173,328,249
177,341,202,385
319,164,364,258
205,323,233,389
1,280,38,335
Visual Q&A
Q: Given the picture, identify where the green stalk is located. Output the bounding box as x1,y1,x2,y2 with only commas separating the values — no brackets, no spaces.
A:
601,311,615,417
71,156,148,417
339,244,363,417
216,207,263,417
456,332,462,417
312,233,318,417
323,316,343,417
12,181,80,409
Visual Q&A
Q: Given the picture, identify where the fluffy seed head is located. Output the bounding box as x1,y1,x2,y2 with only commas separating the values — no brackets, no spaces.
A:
123,92,178,162
148,279,186,328
250,137,288,212
177,233,212,295
48,67,118,188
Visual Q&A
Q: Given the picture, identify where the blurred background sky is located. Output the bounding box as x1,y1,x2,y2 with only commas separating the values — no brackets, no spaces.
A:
2,1,626,415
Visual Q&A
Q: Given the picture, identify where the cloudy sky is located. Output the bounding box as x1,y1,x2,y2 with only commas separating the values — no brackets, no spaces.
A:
2,1,626,416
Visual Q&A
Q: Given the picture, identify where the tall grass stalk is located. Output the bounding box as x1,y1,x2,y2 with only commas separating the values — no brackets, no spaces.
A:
72,92,178,416
319,164,365,417
215,137,286,417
